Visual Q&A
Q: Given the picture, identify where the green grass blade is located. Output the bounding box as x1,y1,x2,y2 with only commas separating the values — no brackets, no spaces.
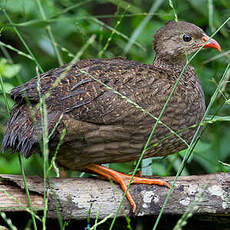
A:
208,0,214,33
98,8,125,58
18,154,38,230
124,0,164,54
35,0,63,66
0,211,17,230
0,73,10,115
107,0,142,14
0,41,34,61
91,17,145,51
3,10,44,72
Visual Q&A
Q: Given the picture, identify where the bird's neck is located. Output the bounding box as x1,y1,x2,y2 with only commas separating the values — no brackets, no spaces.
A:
153,55,188,72
153,55,198,85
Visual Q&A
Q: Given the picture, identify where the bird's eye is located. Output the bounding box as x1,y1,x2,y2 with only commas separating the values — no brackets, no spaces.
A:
183,34,192,42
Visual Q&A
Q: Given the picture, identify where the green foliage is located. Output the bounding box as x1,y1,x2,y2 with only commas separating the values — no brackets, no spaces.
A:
0,0,229,229
0,59,21,79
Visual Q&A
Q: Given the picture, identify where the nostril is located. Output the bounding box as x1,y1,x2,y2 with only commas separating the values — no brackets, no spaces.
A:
202,36,209,42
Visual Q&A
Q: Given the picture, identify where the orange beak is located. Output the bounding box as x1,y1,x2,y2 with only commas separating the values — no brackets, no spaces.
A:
202,35,221,51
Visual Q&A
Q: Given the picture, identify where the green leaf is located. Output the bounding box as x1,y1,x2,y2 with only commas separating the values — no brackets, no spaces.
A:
219,160,230,168
0,82,14,92
0,59,21,78
3,64,21,78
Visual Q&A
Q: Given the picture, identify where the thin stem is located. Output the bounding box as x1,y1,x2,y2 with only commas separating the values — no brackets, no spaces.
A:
3,10,44,73
18,154,38,230
0,73,10,115
124,0,164,54
35,0,63,66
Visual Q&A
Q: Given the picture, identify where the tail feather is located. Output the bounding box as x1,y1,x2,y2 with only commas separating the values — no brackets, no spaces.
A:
2,105,38,158
2,102,63,157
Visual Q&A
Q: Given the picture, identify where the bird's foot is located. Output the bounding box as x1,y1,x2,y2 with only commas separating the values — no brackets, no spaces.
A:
85,164,170,213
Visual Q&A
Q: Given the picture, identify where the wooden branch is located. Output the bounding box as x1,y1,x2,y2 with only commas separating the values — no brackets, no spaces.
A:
0,173,229,219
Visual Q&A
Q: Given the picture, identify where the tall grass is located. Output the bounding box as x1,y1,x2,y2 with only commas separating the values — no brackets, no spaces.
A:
0,0,229,229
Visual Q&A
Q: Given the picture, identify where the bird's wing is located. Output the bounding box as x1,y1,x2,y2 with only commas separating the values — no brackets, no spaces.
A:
10,59,104,104
11,58,168,124
3,58,169,156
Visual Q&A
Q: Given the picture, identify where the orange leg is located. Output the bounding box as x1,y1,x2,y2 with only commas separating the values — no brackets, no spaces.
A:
85,164,170,213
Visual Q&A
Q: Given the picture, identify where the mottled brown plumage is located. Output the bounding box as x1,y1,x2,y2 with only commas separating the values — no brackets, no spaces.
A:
2,21,221,212
2,21,221,169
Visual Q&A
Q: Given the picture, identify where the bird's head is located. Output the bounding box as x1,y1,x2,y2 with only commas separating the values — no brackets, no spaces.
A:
153,21,221,64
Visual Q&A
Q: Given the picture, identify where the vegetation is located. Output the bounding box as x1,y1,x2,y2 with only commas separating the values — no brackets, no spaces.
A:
0,0,229,229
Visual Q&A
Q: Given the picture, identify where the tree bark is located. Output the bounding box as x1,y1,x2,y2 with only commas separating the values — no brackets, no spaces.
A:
0,173,229,219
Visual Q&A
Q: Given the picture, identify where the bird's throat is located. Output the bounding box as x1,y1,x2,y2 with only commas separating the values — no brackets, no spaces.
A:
153,55,187,71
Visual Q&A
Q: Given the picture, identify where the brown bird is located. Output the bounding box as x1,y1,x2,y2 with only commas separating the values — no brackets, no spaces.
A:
2,21,221,212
